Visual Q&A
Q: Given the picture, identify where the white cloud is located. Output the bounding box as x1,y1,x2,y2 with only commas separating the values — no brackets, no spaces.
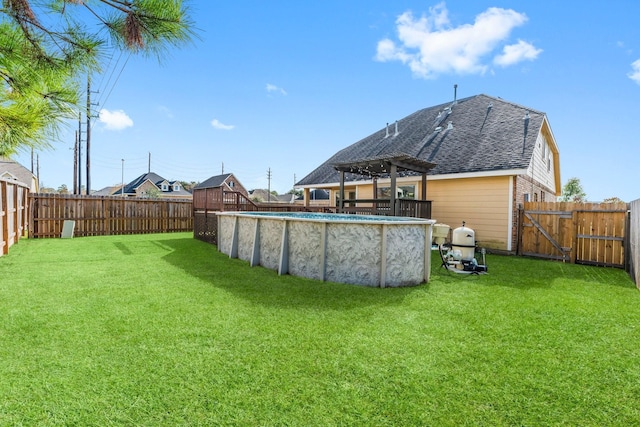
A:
266,83,287,95
210,119,235,130
494,40,542,66
375,2,539,78
98,109,133,130
629,59,640,85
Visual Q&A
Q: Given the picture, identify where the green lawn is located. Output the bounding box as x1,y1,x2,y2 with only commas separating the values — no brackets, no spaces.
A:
1,232,639,426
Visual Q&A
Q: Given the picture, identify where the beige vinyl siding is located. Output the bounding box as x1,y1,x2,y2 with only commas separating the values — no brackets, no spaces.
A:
427,176,511,250
357,185,374,199
529,132,556,194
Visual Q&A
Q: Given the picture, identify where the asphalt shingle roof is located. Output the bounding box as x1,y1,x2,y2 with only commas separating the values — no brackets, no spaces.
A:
193,174,232,189
117,172,192,196
296,94,546,186
0,157,34,187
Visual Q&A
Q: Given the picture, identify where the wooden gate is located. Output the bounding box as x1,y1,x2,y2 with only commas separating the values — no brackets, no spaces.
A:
518,202,628,267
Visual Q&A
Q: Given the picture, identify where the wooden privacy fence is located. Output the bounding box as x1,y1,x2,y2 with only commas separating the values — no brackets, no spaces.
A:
0,178,29,255
629,198,640,288
30,194,193,238
518,202,629,268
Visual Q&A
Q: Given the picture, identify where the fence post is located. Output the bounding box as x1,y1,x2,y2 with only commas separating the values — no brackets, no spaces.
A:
570,209,579,264
1,180,7,255
625,208,631,275
516,203,523,255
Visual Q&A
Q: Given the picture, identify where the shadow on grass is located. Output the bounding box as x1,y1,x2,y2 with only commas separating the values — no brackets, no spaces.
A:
158,237,423,310
113,242,133,255
157,236,636,310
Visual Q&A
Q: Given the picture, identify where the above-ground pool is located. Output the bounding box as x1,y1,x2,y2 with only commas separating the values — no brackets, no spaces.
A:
217,212,435,287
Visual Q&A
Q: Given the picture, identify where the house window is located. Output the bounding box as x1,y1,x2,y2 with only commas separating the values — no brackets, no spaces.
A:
377,185,416,199
229,181,235,188
173,184,180,191
334,190,356,207
161,184,168,191
533,193,538,202
348,191,356,207
524,193,530,202
541,192,546,202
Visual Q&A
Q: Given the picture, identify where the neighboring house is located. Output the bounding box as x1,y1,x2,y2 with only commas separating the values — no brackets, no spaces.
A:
249,189,296,203
92,185,124,196
248,189,273,202
194,173,249,196
295,94,561,252
0,157,38,192
115,172,192,199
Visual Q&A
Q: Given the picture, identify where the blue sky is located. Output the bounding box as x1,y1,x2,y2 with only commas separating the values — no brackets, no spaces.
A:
15,1,640,201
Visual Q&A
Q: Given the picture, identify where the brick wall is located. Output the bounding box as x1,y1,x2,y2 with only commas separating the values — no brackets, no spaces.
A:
512,174,557,251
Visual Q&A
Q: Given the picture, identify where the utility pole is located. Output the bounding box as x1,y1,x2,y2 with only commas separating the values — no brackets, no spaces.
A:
86,75,91,194
73,131,78,194
77,111,82,194
121,159,125,197
267,168,272,202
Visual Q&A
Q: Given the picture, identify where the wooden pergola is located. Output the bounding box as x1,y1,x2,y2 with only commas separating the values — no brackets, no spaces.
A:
333,154,436,216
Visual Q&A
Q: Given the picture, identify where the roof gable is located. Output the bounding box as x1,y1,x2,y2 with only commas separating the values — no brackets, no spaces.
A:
297,94,552,186
194,173,233,189
0,157,37,191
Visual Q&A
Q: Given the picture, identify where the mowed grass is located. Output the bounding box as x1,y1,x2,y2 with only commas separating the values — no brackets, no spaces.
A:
1,232,639,426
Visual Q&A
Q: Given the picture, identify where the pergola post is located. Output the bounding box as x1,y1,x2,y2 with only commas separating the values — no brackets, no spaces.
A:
338,170,345,213
421,173,427,200
390,164,397,216
303,188,310,207
372,177,378,214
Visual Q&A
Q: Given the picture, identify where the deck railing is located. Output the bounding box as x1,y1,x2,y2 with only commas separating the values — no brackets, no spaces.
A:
340,198,432,219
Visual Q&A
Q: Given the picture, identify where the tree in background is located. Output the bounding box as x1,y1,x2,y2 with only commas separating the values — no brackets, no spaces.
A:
560,177,587,202
144,188,161,199
0,0,195,156
179,181,199,192
603,196,625,203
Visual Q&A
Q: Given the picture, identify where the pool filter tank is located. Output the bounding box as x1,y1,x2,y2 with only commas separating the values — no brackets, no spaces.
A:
451,221,475,261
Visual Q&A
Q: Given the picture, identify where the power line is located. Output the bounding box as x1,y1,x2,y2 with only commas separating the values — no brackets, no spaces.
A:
91,51,131,125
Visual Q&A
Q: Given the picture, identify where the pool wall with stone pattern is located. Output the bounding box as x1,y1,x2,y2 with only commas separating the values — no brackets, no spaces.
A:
217,212,435,287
